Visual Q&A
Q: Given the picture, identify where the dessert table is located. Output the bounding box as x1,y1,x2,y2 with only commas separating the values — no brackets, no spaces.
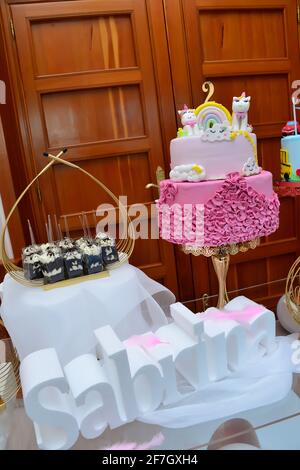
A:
1,270,300,451
0,263,175,365
3,376,300,450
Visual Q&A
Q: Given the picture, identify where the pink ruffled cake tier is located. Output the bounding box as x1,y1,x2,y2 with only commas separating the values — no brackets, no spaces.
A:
156,171,279,247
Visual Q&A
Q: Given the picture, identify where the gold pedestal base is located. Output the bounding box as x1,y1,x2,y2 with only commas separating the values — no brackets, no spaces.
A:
212,254,230,309
182,238,260,309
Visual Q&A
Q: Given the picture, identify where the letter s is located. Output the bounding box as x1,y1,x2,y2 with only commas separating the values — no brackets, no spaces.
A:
20,348,79,450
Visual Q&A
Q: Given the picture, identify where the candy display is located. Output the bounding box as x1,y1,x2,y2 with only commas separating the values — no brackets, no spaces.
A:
96,232,119,265
21,232,119,285
23,252,43,281
63,249,84,279
39,249,65,284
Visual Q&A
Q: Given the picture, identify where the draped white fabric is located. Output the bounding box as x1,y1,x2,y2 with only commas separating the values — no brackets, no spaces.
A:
1,263,299,433
0,263,175,365
139,335,297,428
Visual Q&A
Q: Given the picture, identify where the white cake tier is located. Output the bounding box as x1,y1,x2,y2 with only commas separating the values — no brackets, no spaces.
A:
170,133,257,180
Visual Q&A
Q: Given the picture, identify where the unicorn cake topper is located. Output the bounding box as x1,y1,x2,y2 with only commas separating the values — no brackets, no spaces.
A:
232,92,251,131
178,105,201,136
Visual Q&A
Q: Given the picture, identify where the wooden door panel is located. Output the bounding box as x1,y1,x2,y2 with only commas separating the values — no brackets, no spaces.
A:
42,85,146,147
53,153,153,212
10,0,178,293
31,14,137,76
209,75,290,134
199,9,287,61
165,0,300,307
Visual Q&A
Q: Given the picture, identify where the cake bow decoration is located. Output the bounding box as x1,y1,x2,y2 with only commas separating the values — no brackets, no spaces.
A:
124,333,168,349
201,304,265,324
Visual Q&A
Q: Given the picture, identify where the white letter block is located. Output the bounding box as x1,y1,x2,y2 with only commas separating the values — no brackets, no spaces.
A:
64,354,123,439
224,296,276,361
20,348,79,450
95,325,138,422
204,308,247,372
156,303,210,389
126,346,164,414
145,344,182,405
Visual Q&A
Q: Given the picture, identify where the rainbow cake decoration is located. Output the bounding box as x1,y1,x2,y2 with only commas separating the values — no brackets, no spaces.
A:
157,85,279,247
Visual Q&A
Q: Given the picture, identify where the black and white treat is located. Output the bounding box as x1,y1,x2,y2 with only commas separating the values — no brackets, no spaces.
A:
95,231,111,244
39,249,65,284
22,244,40,257
82,244,104,275
57,238,75,252
75,237,92,250
23,253,43,281
63,249,83,279
96,232,119,264
101,238,119,265
40,242,57,252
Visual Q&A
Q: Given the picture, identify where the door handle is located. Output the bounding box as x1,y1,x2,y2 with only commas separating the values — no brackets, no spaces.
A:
145,166,166,194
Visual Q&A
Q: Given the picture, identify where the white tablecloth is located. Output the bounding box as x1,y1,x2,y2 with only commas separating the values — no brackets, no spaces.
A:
0,264,175,365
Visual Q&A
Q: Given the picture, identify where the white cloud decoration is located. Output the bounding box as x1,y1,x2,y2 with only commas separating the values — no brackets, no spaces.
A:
201,122,231,142
169,164,206,182
242,157,261,177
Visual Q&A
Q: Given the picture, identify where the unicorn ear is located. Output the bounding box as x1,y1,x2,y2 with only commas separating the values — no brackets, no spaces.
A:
178,104,189,116
248,96,251,101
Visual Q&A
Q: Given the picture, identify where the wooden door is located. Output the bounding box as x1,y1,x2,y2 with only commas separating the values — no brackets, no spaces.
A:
0,114,25,280
8,0,178,293
165,0,300,309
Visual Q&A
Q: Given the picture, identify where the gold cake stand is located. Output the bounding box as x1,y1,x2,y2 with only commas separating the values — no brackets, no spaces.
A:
182,238,260,309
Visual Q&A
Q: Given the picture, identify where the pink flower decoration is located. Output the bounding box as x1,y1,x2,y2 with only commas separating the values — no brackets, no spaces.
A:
156,174,279,246
159,182,178,204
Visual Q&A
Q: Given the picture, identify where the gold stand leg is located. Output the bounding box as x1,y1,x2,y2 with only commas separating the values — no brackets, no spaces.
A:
212,254,230,309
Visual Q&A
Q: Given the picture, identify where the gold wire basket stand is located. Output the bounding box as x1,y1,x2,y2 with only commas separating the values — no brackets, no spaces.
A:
0,321,21,410
0,149,136,288
285,257,300,325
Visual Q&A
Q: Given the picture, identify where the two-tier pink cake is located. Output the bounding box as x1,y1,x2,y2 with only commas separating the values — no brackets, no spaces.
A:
156,92,279,247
